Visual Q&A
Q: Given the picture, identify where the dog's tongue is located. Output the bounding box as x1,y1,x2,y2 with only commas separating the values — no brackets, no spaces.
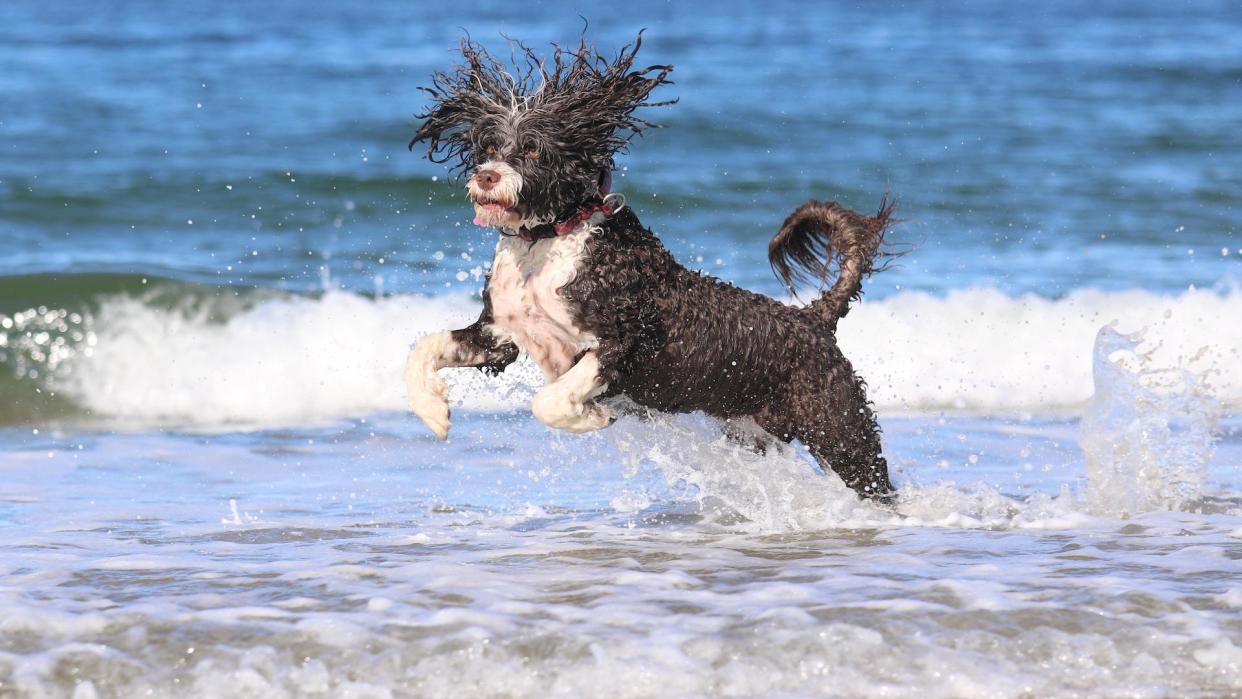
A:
600,169,612,196
474,203,501,227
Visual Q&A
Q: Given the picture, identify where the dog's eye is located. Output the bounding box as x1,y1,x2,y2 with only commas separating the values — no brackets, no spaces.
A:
483,145,496,157
525,149,541,159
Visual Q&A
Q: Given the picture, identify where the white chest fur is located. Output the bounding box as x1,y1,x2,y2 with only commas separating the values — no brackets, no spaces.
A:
487,228,597,380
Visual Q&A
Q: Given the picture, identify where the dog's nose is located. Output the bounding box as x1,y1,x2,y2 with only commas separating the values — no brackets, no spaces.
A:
475,170,500,191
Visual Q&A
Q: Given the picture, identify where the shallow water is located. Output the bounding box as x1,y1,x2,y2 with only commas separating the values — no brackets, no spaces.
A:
2,410,1240,698
1,329,1240,696
2,1,1242,697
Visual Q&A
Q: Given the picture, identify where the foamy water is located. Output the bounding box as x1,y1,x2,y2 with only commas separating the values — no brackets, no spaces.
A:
1,325,1240,697
6,284,1240,428
1,412,1239,698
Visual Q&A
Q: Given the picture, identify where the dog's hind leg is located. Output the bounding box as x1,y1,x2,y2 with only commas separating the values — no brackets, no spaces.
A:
780,371,896,502
800,413,894,502
720,415,788,455
531,352,614,433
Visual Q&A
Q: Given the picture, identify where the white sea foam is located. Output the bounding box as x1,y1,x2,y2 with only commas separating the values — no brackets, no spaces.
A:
48,286,1242,427
839,285,1242,413
54,291,543,427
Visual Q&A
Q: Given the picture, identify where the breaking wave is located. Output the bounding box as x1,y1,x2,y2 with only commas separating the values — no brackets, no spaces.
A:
2,274,1241,427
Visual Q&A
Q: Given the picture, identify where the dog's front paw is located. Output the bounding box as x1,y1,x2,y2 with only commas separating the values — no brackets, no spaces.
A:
531,388,613,433
567,403,615,433
410,377,451,440
405,343,451,440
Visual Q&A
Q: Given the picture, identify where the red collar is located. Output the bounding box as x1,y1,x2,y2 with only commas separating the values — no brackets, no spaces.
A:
517,199,619,243
554,202,614,234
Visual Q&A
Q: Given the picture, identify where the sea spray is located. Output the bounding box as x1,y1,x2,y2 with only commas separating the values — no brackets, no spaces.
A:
604,408,1117,533
1079,325,1219,516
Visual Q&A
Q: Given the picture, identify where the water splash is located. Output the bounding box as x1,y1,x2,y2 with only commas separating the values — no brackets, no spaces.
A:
605,324,1224,532
607,411,1095,533
606,410,879,531
1078,325,1219,516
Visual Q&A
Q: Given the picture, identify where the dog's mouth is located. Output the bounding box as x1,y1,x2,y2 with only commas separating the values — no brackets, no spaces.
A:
474,200,515,214
470,195,523,227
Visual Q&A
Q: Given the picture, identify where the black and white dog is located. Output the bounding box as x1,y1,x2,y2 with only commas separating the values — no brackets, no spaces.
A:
405,35,896,500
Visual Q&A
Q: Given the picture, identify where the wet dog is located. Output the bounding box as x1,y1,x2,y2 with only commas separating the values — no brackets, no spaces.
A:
405,34,896,500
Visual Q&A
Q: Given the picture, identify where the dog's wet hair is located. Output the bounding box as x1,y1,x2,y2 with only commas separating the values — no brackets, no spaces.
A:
769,197,897,328
407,31,900,500
409,32,676,221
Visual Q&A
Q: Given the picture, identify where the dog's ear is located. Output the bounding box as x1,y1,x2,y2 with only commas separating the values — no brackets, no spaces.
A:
408,40,512,167
407,103,462,163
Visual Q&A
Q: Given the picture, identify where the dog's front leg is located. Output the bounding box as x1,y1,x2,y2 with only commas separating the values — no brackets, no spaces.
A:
531,351,613,433
406,325,517,440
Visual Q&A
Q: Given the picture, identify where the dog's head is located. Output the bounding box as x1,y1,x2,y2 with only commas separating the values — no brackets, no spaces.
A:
409,32,674,230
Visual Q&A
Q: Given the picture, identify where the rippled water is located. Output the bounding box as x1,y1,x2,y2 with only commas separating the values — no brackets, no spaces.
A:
2,330,1239,696
2,1,1241,697
3,406,1240,697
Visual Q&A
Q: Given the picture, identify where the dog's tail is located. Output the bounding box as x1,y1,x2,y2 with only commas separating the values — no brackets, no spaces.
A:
768,197,895,328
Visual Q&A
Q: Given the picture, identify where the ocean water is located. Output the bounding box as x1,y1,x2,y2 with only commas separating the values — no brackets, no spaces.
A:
2,1,1241,697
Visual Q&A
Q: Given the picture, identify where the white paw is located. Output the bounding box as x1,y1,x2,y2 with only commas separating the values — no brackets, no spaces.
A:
405,341,451,440
563,404,615,433
531,387,614,433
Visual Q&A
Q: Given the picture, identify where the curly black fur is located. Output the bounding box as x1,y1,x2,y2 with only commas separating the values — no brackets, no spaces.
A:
566,208,894,498
408,35,896,501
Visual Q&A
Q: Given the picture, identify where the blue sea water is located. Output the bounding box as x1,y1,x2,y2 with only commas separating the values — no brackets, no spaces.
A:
1,2,1241,697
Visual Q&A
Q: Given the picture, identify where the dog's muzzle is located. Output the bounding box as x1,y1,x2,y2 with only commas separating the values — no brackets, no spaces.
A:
467,162,523,228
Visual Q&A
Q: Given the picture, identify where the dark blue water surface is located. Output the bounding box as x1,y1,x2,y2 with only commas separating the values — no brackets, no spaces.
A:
2,0,1240,300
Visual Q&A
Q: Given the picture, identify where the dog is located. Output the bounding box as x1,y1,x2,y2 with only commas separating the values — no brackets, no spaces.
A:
404,34,896,500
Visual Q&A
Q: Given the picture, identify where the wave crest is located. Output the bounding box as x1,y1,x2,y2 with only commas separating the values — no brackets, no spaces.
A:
4,281,1240,427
